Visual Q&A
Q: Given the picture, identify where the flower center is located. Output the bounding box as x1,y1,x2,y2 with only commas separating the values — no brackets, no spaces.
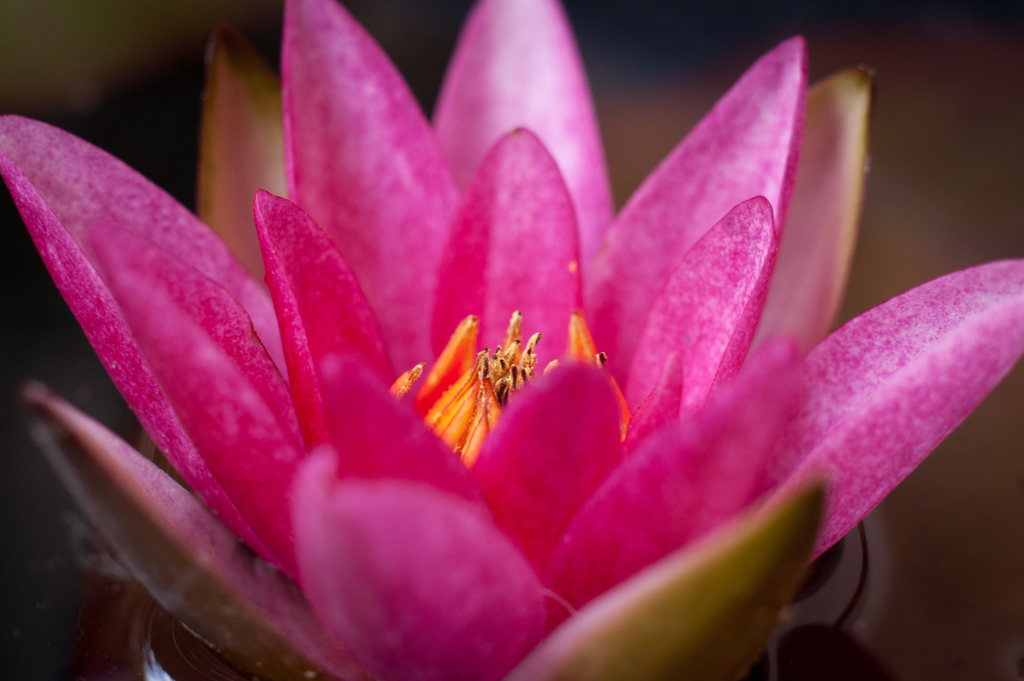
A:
393,311,630,467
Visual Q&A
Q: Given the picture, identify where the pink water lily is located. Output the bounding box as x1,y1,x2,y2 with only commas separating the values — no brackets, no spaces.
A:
5,0,1024,679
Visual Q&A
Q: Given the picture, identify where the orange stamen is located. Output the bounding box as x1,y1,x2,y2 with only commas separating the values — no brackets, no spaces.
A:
565,310,631,439
401,310,625,464
413,312,540,465
389,363,424,398
568,310,599,362
414,315,479,414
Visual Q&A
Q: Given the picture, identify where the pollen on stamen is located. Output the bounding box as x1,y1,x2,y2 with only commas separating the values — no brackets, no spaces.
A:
389,363,424,398
406,311,542,466
397,310,630,463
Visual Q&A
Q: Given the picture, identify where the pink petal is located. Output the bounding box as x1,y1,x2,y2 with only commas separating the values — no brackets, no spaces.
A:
586,38,806,381
283,0,459,372
0,115,285,371
294,455,545,681
507,484,822,681
255,191,392,446
623,353,683,456
24,384,367,681
197,28,288,283
0,122,268,558
625,196,778,412
767,260,1024,556
752,68,872,354
545,340,800,623
89,223,305,576
472,364,623,573
434,0,612,272
432,130,582,356
318,354,482,503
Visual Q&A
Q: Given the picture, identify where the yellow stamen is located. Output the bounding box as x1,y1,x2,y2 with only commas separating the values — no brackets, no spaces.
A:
389,363,424,398
401,310,626,464
413,312,541,465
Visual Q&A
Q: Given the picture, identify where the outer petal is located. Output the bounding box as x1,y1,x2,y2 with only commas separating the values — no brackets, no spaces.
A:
197,27,288,283
283,0,459,372
626,197,778,412
24,384,368,681
0,115,285,371
623,353,683,455
472,364,623,573
90,223,305,576
546,340,800,621
0,124,265,557
752,68,872,354
432,130,582,355
294,459,545,681
434,0,612,272
507,485,821,681
255,191,392,446
587,38,806,381
319,354,481,503
768,260,1024,556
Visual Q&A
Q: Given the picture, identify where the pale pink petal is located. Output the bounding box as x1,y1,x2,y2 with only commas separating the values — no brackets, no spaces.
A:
545,340,799,623
767,260,1024,556
586,38,806,381
294,456,545,681
255,191,392,446
0,115,285,371
197,28,288,283
283,0,459,372
0,126,268,558
623,353,683,455
90,223,305,577
24,384,368,681
626,197,778,413
434,0,612,272
319,354,482,503
752,68,872,354
472,364,623,573
432,130,582,355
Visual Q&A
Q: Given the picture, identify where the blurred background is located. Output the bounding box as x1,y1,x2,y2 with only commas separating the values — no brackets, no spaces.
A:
1,0,1023,679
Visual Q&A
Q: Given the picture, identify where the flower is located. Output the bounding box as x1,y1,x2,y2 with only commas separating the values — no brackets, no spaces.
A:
5,0,1024,680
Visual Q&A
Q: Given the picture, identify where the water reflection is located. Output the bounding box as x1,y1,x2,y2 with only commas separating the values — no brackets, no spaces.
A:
72,571,248,681
741,519,899,680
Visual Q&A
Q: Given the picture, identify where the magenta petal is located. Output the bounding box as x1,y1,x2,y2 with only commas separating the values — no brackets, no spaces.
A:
587,38,806,381
255,191,392,446
434,0,612,272
0,128,273,559
623,353,683,456
319,354,482,503
0,115,285,371
432,130,582,354
626,197,778,413
472,364,623,573
295,456,545,681
89,223,305,576
283,0,459,372
768,260,1024,557
545,340,800,620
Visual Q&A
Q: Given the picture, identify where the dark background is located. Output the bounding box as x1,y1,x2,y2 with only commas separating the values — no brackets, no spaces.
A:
2,1,1023,679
